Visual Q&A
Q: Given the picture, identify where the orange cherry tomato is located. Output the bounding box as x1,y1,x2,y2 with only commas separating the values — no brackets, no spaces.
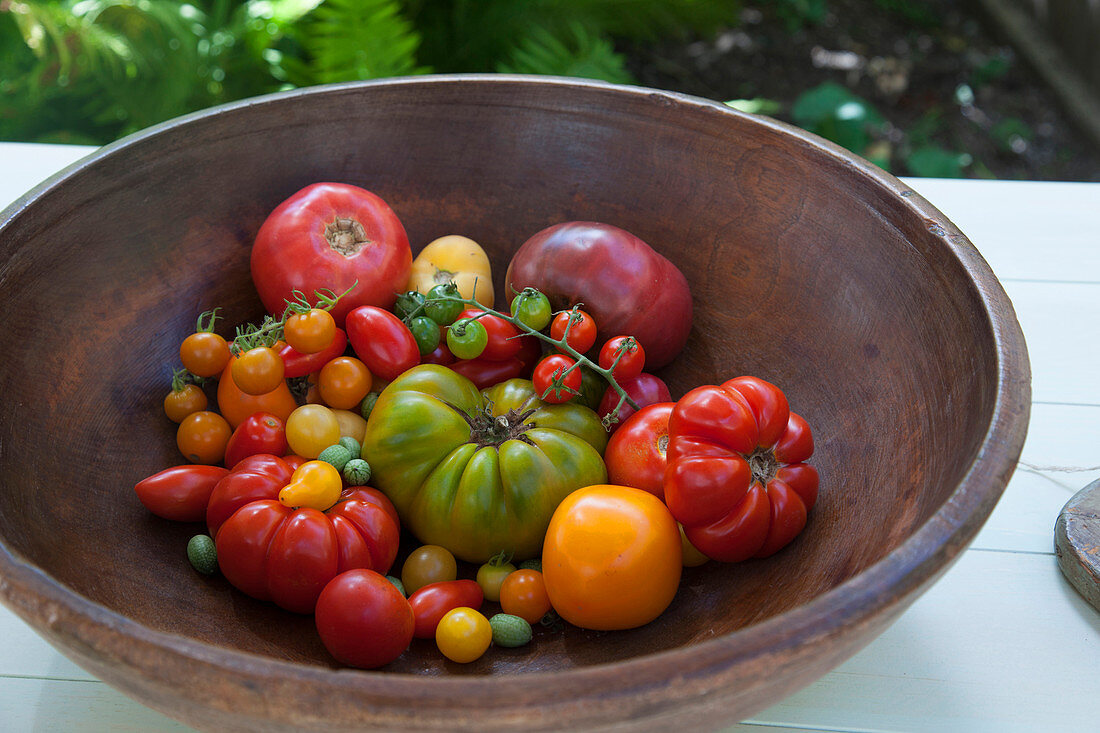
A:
180,331,231,378
217,357,297,430
318,356,372,409
163,383,208,423
499,569,552,624
231,346,285,395
542,484,682,631
285,308,337,354
176,410,232,465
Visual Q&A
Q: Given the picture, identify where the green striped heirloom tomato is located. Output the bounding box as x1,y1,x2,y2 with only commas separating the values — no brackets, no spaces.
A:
361,365,608,563
664,376,819,562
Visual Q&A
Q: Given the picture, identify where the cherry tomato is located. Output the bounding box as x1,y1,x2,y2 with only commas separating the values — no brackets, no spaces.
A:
401,544,457,594
345,305,420,381
318,356,372,409
542,484,682,631
407,316,442,355
231,346,285,395
423,282,464,325
510,288,552,332
446,318,488,360
394,290,426,320
448,356,526,390
217,357,298,430
499,569,552,624
331,408,367,444
550,309,597,354
279,460,343,511
475,554,517,603
134,465,229,522
176,411,232,465
598,335,645,381
277,327,348,379
604,402,674,498
315,569,414,669
163,383,207,423
532,354,581,404
597,372,672,431
285,308,336,354
285,404,341,459
223,412,288,469
180,331,230,378
420,335,455,366
435,607,492,664
408,579,484,639
456,308,521,362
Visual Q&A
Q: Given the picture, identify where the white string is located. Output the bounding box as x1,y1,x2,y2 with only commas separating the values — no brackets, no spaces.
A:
1018,460,1100,473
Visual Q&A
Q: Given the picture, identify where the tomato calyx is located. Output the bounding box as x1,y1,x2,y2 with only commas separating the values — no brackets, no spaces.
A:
461,402,538,448
747,447,780,486
324,217,371,256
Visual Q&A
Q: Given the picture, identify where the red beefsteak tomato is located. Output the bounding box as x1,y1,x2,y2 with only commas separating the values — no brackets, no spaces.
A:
604,402,674,498
250,183,412,325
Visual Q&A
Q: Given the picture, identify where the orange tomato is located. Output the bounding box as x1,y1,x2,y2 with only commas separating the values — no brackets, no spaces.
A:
163,383,208,423
499,569,551,624
217,357,297,430
176,411,232,465
318,356,372,409
285,308,336,354
231,346,285,395
542,484,681,631
180,331,230,378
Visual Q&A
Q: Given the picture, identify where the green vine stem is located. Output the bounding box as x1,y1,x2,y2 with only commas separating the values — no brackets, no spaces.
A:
230,281,357,355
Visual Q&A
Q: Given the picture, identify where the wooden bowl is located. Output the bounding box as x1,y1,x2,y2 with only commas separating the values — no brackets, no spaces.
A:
0,76,1030,731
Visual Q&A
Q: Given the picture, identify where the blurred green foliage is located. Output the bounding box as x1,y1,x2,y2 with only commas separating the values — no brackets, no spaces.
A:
0,0,736,144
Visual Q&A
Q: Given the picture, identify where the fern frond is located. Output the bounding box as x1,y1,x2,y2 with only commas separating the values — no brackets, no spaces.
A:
497,21,633,84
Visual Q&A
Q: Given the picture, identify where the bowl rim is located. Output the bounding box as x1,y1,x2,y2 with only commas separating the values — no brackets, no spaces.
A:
0,73,1031,718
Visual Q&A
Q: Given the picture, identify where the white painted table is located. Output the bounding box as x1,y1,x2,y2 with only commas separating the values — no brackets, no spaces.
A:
2,142,1098,732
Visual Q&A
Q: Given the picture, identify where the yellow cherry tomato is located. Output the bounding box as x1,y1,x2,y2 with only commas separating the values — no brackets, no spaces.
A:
285,404,341,458
407,235,494,308
435,607,492,663
279,460,343,511
542,484,682,631
331,408,367,443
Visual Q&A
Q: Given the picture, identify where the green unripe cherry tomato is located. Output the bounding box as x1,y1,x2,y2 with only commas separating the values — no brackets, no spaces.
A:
476,555,517,603
408,316,442,355
510,288,552,332
401,544,457,594
394,290,426,320
424,282,464,326
446,318,488,360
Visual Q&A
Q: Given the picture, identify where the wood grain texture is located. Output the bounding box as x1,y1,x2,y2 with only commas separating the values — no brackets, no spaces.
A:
0,76,1031,731
1055,479,1100,611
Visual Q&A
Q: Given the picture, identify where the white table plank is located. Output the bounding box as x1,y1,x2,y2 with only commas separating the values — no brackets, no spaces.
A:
0,143,95,211
0,676,193,733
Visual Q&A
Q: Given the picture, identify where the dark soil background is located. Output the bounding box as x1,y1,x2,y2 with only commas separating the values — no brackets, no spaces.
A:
622,0,1100,181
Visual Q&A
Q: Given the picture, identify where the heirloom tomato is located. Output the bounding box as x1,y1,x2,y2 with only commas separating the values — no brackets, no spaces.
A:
250,182,412,325
664,376,819,562
604,402,674,498
542,484,682,631
206,454,295,537
315,569,414,669
345,305,420,381
217,358,297,430
361,365,608,563
597,372,672,431
408,579,484,638
407,235,494,309
134,465,228,522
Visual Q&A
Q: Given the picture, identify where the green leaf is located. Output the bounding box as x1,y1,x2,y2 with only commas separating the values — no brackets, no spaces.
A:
725,98,782,116
791,82,884,153
906,146,970,178
497,21,633,84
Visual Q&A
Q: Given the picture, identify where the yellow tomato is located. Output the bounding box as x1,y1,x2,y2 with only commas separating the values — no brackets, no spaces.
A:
542,484,682,631
285,404,341,458
331,408,368,443
435,607,492,663
408,235,494,308
279,460,343,511
679,523,710,567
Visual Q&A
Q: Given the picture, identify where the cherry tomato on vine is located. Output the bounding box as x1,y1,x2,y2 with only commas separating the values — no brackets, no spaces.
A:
408,316,442,355
597,372,672,431
598,336,645,381
176,410,232,465
231,346,285,395
550,309,597,354
277,327,347,379
456,308,521,362
499,569,552,624
284,308,336,354
408,579,484,639
446,318,488,360
510,288,552,332
401,544,457,595
435,607,492,664
315,569,414,670
164,383,207,423
532,354,581,404
423,282,464,326
393,290,426,320
318,356,372,409
180,332,230,378
285,404,342,459
475,554,517,603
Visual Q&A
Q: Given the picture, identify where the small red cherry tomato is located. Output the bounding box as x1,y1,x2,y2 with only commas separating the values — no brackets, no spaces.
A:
407,579,484,639
604,402,674,498
315,569,414,669
597,372,672,431
598,336,645,381
345,306,420,381
223,412,288,469
277,327,348,379
532,354,581,404
499,569,552,624
550,309,597,354
456,308,521,362
134,465,229,522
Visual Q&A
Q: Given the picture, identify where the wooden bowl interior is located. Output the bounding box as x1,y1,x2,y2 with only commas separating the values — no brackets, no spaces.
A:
0,79,998,676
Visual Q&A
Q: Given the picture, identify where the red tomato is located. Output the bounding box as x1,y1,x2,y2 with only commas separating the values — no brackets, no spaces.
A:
448,356,526,390
407,579,484,639
215,486,401,614
420,339,455,366
206,454,296,537
598,336,645,381
664,376,819,562
597,372,672,431
550,309,597,354
250,183,412,326
315,569,414,669
345,306,420,381
456,308,521,362
223,412,288,469
532,354,581,404
277,327,348,379
604,402,673,498
134,465,229,522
